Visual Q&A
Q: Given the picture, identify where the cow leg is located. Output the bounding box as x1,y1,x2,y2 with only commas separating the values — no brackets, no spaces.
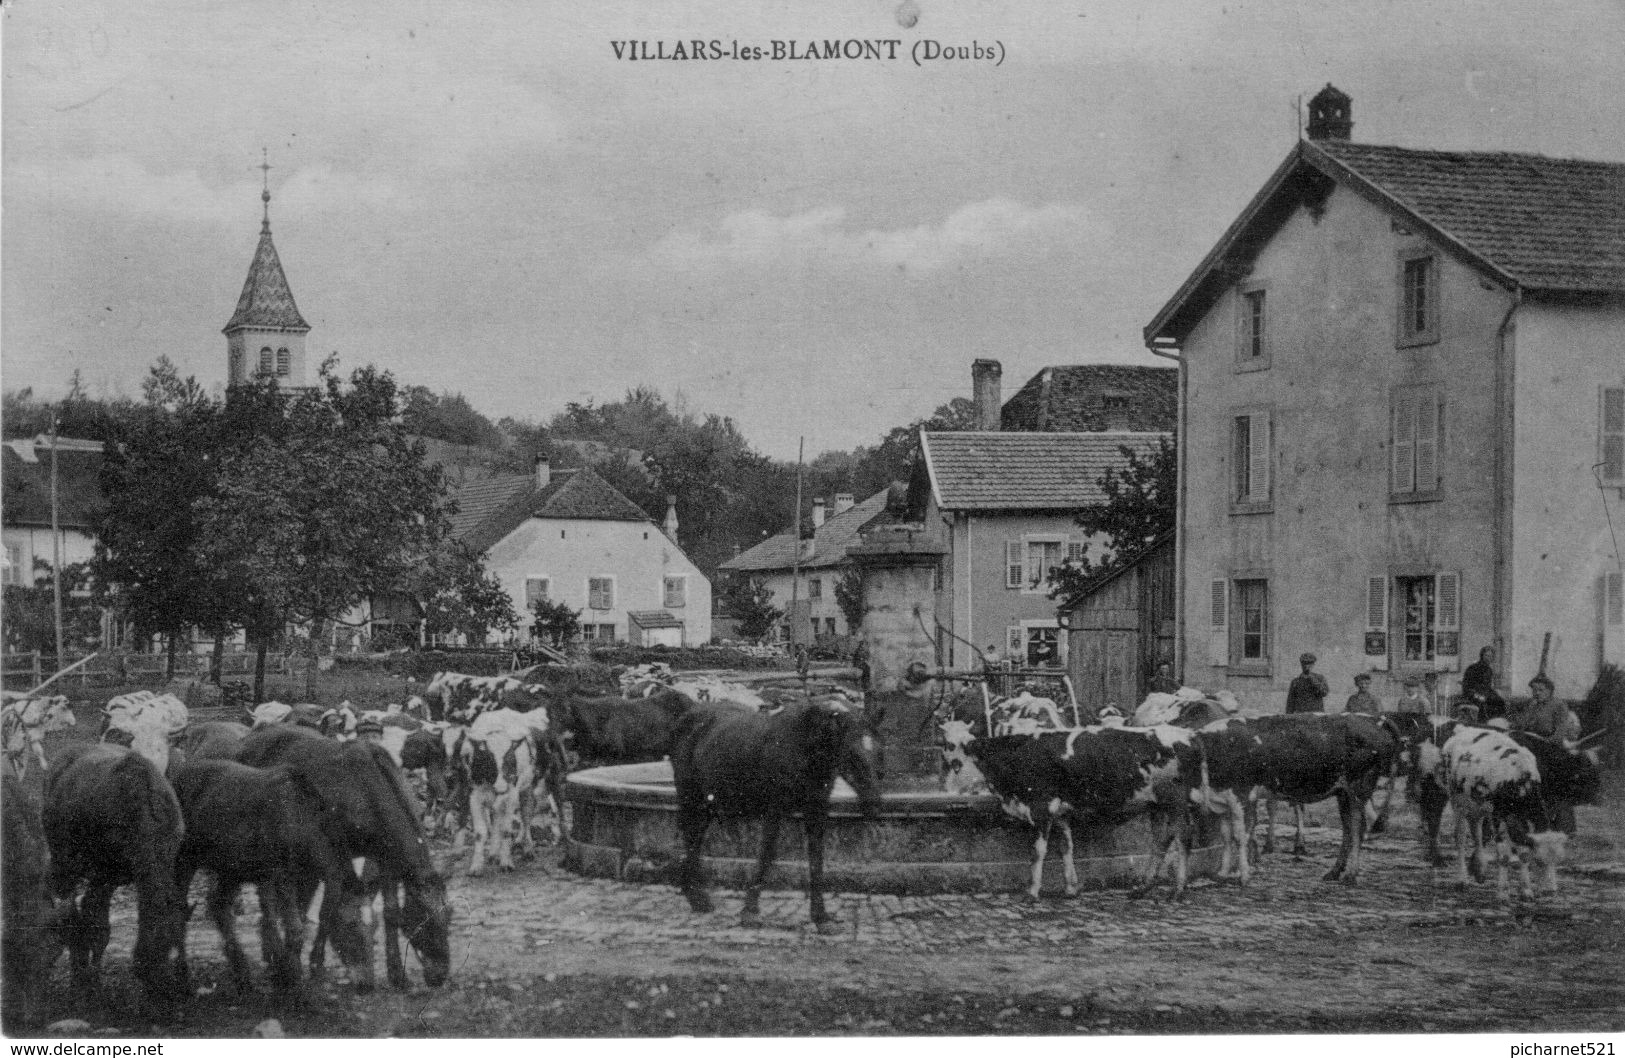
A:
318,873,376,994
78,880,115,994
806,812,839,934
380,880,407,990
1027,817,1051,901
305,879,330,982
1261,798,1275,855
740,814,780,928
1057,818,1079,898
468,787,492,876
1452,813,1473,889
1420,779,1449,866
677,806,714,913
1165,829,1190,901
1324,789,1363,885
1292,803,1308,858
494,792,517,872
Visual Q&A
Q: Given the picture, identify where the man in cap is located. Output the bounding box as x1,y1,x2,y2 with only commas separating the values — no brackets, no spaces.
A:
1285,652,1329,714
1462,645,1508,721
1344,672,1380,715
1395,674,1430,715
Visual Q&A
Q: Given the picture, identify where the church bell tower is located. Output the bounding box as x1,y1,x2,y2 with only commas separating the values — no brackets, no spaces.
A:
224,152,313,390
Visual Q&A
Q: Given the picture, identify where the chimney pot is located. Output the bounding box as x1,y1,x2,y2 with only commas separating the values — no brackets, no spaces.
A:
812,498,827,528
834,492,855,515
533,455,550,488
972,358,1002,431
663,494,680,541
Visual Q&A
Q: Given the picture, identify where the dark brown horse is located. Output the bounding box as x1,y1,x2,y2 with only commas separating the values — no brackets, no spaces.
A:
42,742,189,1011
236,725,451,990
549,687,698,767
170,758,373,994
671,701,882,933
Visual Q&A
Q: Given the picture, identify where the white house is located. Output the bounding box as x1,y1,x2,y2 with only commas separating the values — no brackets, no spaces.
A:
452,459,712,647
2,435,103,587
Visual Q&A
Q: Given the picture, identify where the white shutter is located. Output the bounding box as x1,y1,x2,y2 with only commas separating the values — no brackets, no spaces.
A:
1006,541,1024,589
1208,578,1230,666
1434,571,1460,669
1364,576,1390,671
1602,386,1625,485
1393,392,1416,494
1066,540,1085,564
1247,413,1271,503
1415,392,1439,492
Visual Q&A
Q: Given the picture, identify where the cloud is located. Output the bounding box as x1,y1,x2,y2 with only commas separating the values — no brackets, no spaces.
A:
9,154,404,227
650,197,1098,274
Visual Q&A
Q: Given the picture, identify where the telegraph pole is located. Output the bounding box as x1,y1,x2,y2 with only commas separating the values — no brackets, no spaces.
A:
789,437,804,648
49,411,65,668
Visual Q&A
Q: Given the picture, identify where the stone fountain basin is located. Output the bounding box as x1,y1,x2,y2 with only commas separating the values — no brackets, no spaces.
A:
562,761,1225,895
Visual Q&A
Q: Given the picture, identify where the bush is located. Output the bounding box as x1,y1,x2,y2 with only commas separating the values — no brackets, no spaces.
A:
584,645,785,672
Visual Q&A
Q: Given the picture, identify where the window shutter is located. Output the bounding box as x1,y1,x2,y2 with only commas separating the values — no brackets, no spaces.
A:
1006,541,1024,589
524,578,549,608
1434,571,1460,669
1392,392,1416,493
1247,413,1271,503
1364,576,1390,670
1208,578,1229,666
1066,540,1085,564
1007,625,1023,657
664,577,685,609
1415,392,1439,491
1602,386,1625,485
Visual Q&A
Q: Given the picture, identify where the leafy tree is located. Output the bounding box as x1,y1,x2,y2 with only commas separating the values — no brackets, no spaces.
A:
413,541,518,643
1047,436,1177,610
193,364,452,699
1,560,101,657
838,396,978,499
399,386,508,449
92,358,236,677
531,597,582,647
720,575,783,643
834,567,866,633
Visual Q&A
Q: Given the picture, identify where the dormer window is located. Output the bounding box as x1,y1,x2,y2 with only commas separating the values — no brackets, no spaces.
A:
276,347,291,376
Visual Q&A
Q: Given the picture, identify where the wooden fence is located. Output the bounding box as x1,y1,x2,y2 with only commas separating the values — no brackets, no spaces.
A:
1,650,308,690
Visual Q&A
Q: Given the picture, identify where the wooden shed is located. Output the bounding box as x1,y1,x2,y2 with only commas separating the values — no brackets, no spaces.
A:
1061,534,1175,712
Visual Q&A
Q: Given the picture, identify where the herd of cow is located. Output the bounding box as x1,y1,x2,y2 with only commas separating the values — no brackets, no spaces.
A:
0,671,1607,1033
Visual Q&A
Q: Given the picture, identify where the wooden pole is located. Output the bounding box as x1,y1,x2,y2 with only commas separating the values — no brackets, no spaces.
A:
789,436,803,648
49,418,66,671
27,652,98,696
1537,631,1553,679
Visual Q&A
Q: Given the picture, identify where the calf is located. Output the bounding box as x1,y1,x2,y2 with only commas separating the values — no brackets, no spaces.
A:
3,694,76,779
938,719,988,794
102,692,188,775
965,725,1196,901
170,759,373,993
1434,725,1568,899
461,708,536,875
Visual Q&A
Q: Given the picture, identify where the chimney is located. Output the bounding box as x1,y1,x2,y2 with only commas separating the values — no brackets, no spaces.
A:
533,455,551,489
663,494,679,540
834,492,855,515
812,498,827,528
972,358,1002,431
1306,84,1352,142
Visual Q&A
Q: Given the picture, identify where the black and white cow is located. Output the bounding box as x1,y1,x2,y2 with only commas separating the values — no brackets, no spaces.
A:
418,672,550,723
965,725,1197,901
1431,724,1570,900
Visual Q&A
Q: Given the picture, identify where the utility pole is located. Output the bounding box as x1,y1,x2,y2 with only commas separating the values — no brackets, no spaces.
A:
789,437,804,649
49,412,65,669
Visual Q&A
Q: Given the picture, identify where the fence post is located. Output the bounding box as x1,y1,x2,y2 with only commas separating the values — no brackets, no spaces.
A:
33,652,41,687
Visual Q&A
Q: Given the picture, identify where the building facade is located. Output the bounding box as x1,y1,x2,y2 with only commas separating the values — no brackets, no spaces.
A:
1,436,103,587
1147,86,1625,707
224,180,314,391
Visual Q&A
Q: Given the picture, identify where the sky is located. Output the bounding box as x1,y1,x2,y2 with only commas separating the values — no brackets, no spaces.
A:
5,0,1623,461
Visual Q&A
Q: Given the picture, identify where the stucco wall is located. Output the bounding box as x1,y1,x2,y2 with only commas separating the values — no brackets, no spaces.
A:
2,527,97,585
484,518,712,646
754,568,854,639
1508,301,1625,696
1179,183,1511,712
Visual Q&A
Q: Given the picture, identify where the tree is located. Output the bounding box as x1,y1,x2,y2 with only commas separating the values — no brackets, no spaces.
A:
2,560,101,657
412,541,518,644
399,386,508,449
531,597,581,647
834,567,866,634
193,364,452,699
720,575,783,643
1047,436,1177,610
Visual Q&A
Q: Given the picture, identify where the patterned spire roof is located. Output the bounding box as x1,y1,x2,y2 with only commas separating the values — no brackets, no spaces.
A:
223,225,310,333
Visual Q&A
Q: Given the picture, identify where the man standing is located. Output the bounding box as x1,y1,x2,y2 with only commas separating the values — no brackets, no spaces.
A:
1148,662,1179,695
1395,675,1430,714
1285,652,1329,714
1462,645,1508,721
1344,672,1380,715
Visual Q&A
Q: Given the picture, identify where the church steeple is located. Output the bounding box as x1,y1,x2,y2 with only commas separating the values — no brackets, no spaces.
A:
224,151,312,389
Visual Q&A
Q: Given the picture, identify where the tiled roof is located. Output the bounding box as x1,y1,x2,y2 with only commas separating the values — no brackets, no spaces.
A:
2,437,104,530
719,488,893,572
920,431,1166,511
628,611,684,629
453,467,652,553
1148,138,1625,342
1313,141,1625,293
223,227,310,333
1001,365,1177,433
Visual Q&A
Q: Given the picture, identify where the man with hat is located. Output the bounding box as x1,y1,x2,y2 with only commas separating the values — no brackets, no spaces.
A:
1285,652,1329,714
1344,672,1380,715
1395,674,1430,715
1509,674,1580,742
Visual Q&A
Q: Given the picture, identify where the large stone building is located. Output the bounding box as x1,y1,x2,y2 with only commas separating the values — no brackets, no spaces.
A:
1147,85,1625,707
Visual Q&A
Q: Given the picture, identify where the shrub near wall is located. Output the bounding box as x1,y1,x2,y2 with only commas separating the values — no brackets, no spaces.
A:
585,645,784,672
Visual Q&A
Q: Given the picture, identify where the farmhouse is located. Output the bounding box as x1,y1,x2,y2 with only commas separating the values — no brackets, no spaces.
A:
1147,85,1625,707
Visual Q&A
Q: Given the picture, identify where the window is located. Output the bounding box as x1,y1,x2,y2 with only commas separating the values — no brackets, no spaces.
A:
663,576,687,609
807,577,822,601
1231,414,1272,507
3,545,20,586
1006,539,1068,591
1397,252,1439,346
230,349,243,381
1233,579,1269,665
580,622,617,642
1602,386,1624,486
1235,286,1268,368
825,618,837,636
276,348,291,376
1391,385,1444,497
259,347,273,374
1023,625,1061,667
588,577,614,610
1392,572,1461,669
523,577,550,608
